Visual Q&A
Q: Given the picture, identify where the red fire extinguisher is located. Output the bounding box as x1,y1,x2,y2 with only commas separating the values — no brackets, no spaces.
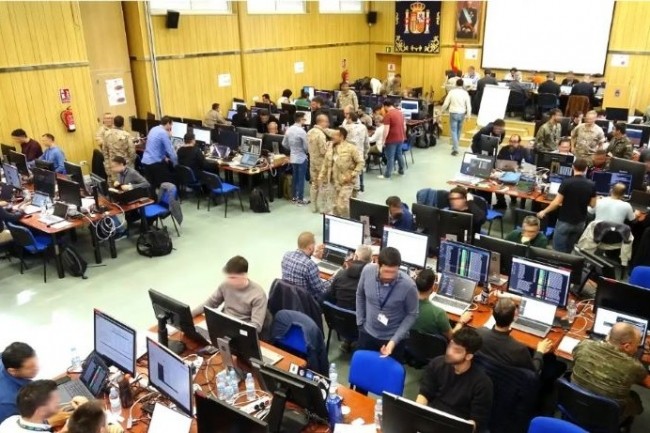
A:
60,106,76,132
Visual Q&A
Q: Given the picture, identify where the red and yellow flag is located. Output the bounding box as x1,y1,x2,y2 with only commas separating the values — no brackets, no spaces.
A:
451,44,461,72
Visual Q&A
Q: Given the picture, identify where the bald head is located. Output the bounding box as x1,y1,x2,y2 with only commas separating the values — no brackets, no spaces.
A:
297,232,316,250
608,322,641,356
316,113,329,128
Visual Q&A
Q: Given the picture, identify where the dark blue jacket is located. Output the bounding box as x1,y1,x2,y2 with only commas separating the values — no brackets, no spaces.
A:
271,310,329,375
0,364,32,423
497,145,533,165
390,203,415,231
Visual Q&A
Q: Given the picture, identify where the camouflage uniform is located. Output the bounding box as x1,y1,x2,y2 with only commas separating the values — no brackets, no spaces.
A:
307,126,331,213
95,125,111,147
535,120,561,153
336,91,359,111
571,123,605,161
343,121,369,195
102,127,136,183
572,339,647,419
319,140,364,218
608,136,634,159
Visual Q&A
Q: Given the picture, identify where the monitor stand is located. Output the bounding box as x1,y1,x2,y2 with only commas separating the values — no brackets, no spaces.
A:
156,314,185,355
360,215,372,244
91,185,106,213
216,337,242,381
266,387,309,433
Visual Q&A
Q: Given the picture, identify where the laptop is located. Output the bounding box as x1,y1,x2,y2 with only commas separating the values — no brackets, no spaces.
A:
430,272,477,316
544,176,562,200
38,202,69,226
57,352,110,404
511,296,556,338
23,192,51,215
237,152,260,169
590,306,648,348
453,152,494,185
629,190,650,213
496,159,519,172
560,85,572,95
109,186,149,204
316,244,349,275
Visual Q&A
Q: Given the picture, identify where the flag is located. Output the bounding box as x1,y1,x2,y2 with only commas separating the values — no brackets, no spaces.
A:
451,44,461,72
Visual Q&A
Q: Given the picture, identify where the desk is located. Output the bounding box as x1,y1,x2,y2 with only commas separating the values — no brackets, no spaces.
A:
447,180,542,204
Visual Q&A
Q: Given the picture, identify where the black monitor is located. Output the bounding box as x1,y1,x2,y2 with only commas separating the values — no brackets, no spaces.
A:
195,392,268,433
382,392,474,433
1,143,16,161
473,234,527,275
439,209,473,244
262,133,289,156
169,115,184,123
508,256,571,307
412,203,440,255
56,177,82,209
478,135,499,158
237,127,258,140
218,128,239,150
35,159,54,171
527,246,585,287
594,119,611,136
255,102,272,111
382,226,429,269
89,173,108,196
2,163,21,189
64,161,84,186
314,90,333,102
147,119,161,131
258,363,329,432
8,151,29,176
329,108,344,127
130,118,148,137
32,167,56,198
575,247,616,280
204,306,262,365
349,198,389,239
93,309,136,375
594,277,650,320
609,158,646,191
280,103,297,119
626,123,650,148
591,171,632,199
184,117,202,128
605,107,629,122
437,239,491,285
146,338,193,416
536,151,575,178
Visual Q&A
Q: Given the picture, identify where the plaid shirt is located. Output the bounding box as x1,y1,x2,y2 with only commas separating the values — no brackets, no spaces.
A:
281,250,325,299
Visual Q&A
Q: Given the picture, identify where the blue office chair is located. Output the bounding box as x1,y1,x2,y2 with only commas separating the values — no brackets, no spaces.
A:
322,301,359,353
405,330,447,369
528,417,587,433
6,222,53,283
348,350,405,397
200,171,244,218
514,208,555,239
629,266,650,289
472,194,504,238
402,134,416,166
174,164,203,208
274,323,308,357
143,185,181,237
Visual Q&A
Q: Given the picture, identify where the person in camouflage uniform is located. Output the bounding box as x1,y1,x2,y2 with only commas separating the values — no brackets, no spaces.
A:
102,115,135,183
608,123,634,159
336,82,358,111
572,322,650,420
308,114,333,213
343,110,369,195
571,110,605,161
535,108,562,153
95,112,113,147
318,127,364,218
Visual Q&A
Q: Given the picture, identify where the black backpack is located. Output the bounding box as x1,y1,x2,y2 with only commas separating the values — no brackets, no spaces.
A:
249,187,270,213
61,245,88,279
137,227,173,257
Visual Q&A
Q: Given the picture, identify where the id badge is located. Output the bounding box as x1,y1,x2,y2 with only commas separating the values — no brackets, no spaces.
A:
377,313,389,326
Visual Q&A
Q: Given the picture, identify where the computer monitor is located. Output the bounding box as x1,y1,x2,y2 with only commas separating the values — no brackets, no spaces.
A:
148,289,208,353
478,135,499,158
439,209,474,244
473,234,527,276
592,306,648,346
2,163,21,189
575,247,616,280
241,136,262,155
89,173,108,196
591,171,633,199
605,107,629,122
323,214,364,251
193,127,211,145
459,152,493,178
147,119,161,131
32,167,56,198
169,116,184,123
204,307,262,365
93,309,136,375
237,127,258,140
226,110,237,121
594,119,612,136
8,151,29,176
609,158,646,191
281,103,297,118
56,177,82,209
35,159,54,171
329,108,344,127
508,256,571,307
382,392,474,433
626,123,650,148
437,239,491,285
527,246,585,287
1,143,16,161
262,133,288,156
412,203,440,255
594,277,650,320
314,90,333,102
536,152,575,178
217,128,239,150
302,86,315,100
146,338,193,416
195,392,268,433
349,198,389,239
64,162,84,186
171,121,188,139
255,101,272,112
400,99,419,120
626,128,644,149
258,363,329,432
184,118,202,128
130,118,148,137
382,226,429,269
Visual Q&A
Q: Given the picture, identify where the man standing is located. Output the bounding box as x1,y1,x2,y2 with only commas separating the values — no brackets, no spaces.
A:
535,108,563,153
379,100,406,179
471,119,506,154
39,134,66,174
281,232,326,300
310,97,328,127
571,75,595,100
0,343,38,424
416,328,493,432
95,112,113,146
383,74,402,96
307,114,331,213
282,112,309,205
10,129,42,164
463,66,481,87
537,73,561,96
474,70,498,114
0,380,59,433
442,79,472,156
608,123,634,159
356,247,418,360
343,111,369,195
571,110,606,161
102,115,136,183
538,158,596,253
142,116,177,188
505,216,549,248
203,103,229,128
336,82,359,111
318,128,364,218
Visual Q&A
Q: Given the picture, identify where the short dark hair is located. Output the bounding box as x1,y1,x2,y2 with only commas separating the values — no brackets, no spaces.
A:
312,96,324,106
282,89,292,98
223,255,248,274
237,105,247,114
493,119,506,127
348,112,359,122
111,156,127,165
17,380,57,418
11,128,27,138
549,108,562,117
510,67,518,72
113,115,125,128
415,269,436,293
558,137,571,146
259,109,270,116
573,158,589,172
456,78,464,87
337,127,348,139
212,103,219,110
382,99,395,107
67,401,106,433
395,73,401,78
572,111,583,118
596,109,606,117
184,132,195,144
449,185,468,199
42,133,55,141
378,247,401,267
451,327,482,354
373,104,383,113
294,112,305,122
493,299,517,327
262,93,270,99
594,149,608,156
385,196,402,207
614,122,626,134
484,68,492,75
2,342,36,369
160,116,173,125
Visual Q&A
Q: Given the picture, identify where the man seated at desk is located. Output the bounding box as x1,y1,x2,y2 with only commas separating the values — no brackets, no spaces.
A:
323,245,372,312
176,132,205,178
191,256,268,333
0,343,38,424
386,195,414,231
553,138,574,156
66,400,123,433
0,380,59,432
494,134,532,208
416,328,493,433
11,129,43,166
471,119,506,154
449,186,486,238
561,71,580,86
507,76,528,99
281,232,327,300
463,66,481,88
589,183,638,225
571,75,595,99
203,102,229,128
252,109,279,135
505,215,549,248
586,149,609,178
39,133,66,174
572,322,650,421
110,156,150,191
608,123,634,160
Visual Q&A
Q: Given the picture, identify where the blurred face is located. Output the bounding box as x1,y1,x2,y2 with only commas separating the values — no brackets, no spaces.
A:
11,135,26,145
551,112,561,122
8,356,39,379
224,272,248,290
613,128,623,138
509,136,521,148
41,390,61,419
449,192,467,211
40,136,53,148
593,153,607,167
102,114,114,127
492,125,505,136
341,84,350,93
261,114,270,123
310,100,321,111
389,204,402,218
584,113,596,125
317,116,330,129
468,67,475,75
521,223,540,239
378,264,399,284
558,141,571,154
445,340,471,365
268,122,279,134
343,106,352,118
263,96,270,103
163,122,173,135
332,130,343,144
110,161,125,174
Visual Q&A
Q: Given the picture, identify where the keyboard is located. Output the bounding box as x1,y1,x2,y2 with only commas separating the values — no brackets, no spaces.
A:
453,174,482,185
38,215,64,225
512,318,550,337
431,296,470,316
23,205,42,215
261,346,283,365
318,261,340,274
58,380,94,402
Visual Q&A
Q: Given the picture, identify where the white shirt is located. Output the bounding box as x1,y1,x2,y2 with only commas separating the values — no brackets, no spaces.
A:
590,197,635,224
442,87,472,115
463,72,481,86
369,125,385,152
277,97,291,106
0,416,51,433
370,78,382,95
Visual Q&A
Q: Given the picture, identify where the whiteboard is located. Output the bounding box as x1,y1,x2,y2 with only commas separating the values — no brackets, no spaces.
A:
478,85,510,127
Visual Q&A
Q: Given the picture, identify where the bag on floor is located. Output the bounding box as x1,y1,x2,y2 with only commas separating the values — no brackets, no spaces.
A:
61,245,88,279
137,227,173,257
282,174,293,200
250,187,270,213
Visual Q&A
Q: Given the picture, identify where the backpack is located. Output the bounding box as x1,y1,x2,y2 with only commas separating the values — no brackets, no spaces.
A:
61,245,88,279
249,187,270,213
137,227,173,257
282,174,293,200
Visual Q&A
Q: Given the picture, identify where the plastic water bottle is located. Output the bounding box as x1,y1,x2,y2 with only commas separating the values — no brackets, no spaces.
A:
245,373,256,401
228,369,239,390
374,398,383,430
329,363,338,393
567,299,577,324
70,347,82,372
109,386,122,416
223,383,234,402
216,378,227,400
326,388,343,427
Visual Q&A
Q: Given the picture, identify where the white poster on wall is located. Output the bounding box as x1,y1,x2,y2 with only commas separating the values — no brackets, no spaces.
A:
294,61,304,74
105,78,126,106
465,49,479,60
218,73,231,87
611,54,629,67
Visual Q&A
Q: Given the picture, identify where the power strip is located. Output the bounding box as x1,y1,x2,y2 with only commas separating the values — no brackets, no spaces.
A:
239,396,271,414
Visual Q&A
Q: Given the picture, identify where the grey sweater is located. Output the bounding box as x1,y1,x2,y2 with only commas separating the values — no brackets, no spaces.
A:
192,280,268,332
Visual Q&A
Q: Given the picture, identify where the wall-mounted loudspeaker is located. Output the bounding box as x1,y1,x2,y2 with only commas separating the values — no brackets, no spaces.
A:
166,10,180,29
367,11,377,25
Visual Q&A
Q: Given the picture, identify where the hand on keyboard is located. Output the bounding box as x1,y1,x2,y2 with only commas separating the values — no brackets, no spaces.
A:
536,338,554,354
459,312,473,325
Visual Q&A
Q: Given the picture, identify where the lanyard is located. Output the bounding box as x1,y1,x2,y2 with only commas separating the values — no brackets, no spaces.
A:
376,278,398,311
16,420,52,432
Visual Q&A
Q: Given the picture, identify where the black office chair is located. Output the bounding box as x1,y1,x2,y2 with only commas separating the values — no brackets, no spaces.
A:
537,93,560,118
322,301,358,353
404,330,447,368
507,92,528,117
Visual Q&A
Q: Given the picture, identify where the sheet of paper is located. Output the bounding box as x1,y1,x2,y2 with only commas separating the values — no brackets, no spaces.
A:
105,78,126,106
482,316,496,329
148,403,192,433
558,336,580,354
465,48,478,60
294,61,304,73
50,221,72,229
335,423,376,432
218,73,231,87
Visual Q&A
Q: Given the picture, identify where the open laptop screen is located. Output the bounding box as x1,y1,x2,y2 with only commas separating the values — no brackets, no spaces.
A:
519,297,556,326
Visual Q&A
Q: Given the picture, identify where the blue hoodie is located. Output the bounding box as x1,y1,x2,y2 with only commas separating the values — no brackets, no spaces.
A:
391,203,415,231
0,364,32,424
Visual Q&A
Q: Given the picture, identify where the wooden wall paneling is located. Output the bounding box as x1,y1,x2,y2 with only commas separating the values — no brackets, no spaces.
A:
151,13,240,55
368,1,394,44
608,1,650,51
